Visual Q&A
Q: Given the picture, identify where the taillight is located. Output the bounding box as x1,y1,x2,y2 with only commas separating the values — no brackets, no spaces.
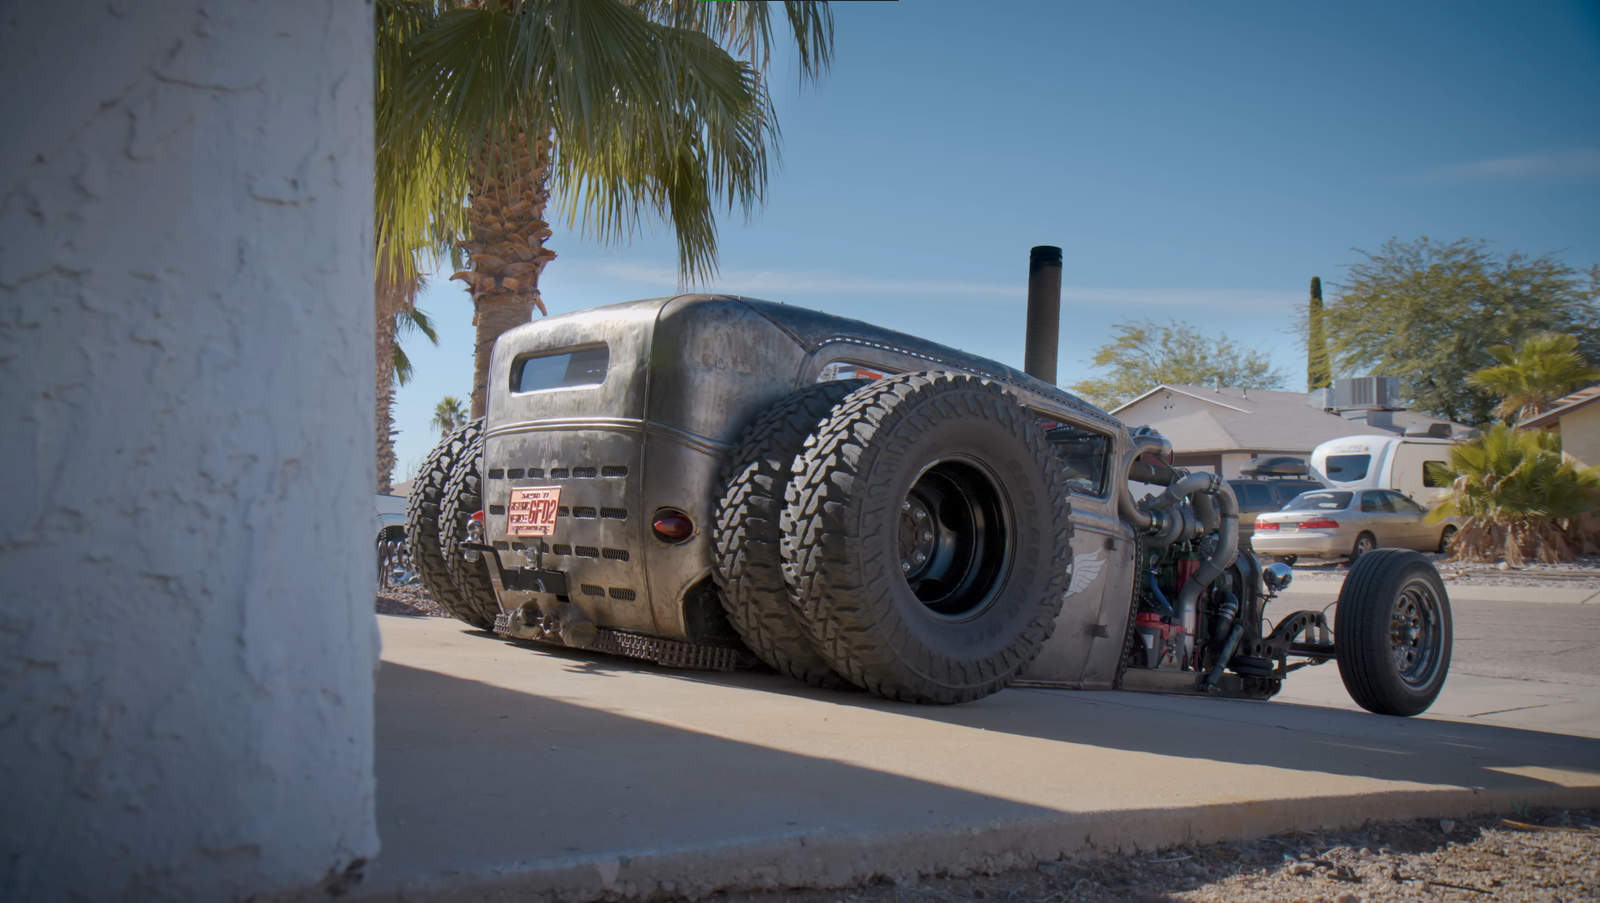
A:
1299,518,1339,530
470,509,484,522
651,509,694,543
1255,520,1279,531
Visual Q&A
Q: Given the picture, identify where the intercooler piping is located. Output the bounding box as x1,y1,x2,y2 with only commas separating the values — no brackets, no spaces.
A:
1115,433,1241,665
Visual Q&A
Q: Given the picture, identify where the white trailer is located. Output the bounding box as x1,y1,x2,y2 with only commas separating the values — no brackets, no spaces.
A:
1309,434,1457,506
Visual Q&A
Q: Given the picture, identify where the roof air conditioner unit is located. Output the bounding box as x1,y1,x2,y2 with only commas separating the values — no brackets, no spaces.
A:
1333,376,1398,410
1403,422,1453,439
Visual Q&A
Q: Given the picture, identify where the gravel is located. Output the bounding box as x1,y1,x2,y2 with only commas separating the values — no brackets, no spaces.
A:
376,583,453,619
688,809,1599,903
1274,554,1600,590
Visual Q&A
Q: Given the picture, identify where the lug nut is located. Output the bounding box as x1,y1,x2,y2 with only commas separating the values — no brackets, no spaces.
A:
914,552,926,562
902,561,912,572
921,530,932,540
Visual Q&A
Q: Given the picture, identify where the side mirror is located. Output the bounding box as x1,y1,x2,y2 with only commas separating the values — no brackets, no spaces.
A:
1264,562,1294,595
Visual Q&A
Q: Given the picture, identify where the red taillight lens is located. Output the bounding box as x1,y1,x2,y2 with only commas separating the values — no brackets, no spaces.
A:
470,509,485,522
652,509,694,542
1299,518,1339,530
1255,520,1278,531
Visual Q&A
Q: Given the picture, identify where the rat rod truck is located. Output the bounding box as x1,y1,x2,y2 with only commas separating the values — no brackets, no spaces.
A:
408,292,1451,715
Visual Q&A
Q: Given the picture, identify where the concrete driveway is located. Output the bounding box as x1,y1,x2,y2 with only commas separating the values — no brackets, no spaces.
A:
355,580,1600,901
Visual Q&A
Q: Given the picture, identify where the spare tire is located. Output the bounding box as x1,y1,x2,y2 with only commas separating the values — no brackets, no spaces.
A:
713,379,865,688
1334,548,1452,716
782,372,1073,704
406,420,493,629
439,428,502,627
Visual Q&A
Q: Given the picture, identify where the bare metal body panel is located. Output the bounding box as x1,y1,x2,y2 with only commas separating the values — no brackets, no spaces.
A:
479,294,1140,682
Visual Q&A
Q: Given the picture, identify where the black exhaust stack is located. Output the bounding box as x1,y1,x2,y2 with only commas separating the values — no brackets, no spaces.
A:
1025,245,1062,384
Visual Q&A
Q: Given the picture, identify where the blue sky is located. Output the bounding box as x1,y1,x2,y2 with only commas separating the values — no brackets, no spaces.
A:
390,0,1600,482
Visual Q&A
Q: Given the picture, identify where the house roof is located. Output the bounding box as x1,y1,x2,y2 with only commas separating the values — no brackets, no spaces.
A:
1111,385,1467,455
1519,385,1600,431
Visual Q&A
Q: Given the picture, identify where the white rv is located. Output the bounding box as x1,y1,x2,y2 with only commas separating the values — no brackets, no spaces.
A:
1309,434,1457,506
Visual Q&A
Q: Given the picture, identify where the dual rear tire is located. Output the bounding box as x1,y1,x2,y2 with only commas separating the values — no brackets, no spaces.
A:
715,372,1074,704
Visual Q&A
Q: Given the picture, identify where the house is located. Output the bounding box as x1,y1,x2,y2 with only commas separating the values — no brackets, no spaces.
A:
1519,385,1600,469
1111,384,1467,478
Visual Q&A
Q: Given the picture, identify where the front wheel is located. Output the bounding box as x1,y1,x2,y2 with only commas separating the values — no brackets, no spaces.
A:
1334,549,1452,716
1437,524,1458,554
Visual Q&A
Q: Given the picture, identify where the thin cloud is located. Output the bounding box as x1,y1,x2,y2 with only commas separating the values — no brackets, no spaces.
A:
565,261,1298,315
1418,148,1600,184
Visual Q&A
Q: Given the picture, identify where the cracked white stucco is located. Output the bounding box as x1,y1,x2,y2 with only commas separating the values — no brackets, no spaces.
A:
0,2,380,899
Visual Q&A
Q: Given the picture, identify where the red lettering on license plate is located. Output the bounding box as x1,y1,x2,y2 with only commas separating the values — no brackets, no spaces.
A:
507,487,562,537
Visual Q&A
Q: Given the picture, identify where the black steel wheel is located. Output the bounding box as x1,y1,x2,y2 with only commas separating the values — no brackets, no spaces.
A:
1350,531,1376,562
1334,548,1452,716
712,380,865,688
782,372,1072,704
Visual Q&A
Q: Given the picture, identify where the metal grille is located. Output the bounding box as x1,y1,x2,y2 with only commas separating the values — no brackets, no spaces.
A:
602,548,630,561
601,466,628,477
600,507,628,520
494,616,745,672
572,467,597,478
608,587,636,601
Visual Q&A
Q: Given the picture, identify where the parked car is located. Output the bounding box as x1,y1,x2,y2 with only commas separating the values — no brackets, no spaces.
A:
1251,488,1457,565
1228,477,1326,548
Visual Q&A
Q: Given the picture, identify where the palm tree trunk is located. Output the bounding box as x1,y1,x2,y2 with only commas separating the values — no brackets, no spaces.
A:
374,249,415,494
453,132,556,418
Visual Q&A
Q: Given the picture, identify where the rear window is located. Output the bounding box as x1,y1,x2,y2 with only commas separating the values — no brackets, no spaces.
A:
1283,490,1352,511
514,346,609,393
1323,454,1370,481
1271,482,1320,506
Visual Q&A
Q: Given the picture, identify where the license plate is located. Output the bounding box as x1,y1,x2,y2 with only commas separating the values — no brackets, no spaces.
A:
507,487,561,537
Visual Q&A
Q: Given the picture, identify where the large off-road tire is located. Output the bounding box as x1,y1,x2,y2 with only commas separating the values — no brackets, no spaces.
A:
439,425,502,627
1334,549,1452,716
406,420,493,629
782,372,1073,704
713,380,866,688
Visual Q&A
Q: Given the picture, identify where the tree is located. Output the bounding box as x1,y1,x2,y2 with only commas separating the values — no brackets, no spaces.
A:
1425,423,1600,564
1306,275,1331,391
431,396,467,436
375,255,439,493
1465,332,1600,424
1320,237,1600,425
377,0,834,417
1070,318,1288,410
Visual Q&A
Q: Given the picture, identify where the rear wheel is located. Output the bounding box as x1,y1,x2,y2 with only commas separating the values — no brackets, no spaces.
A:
406,420,494,629
782,372,1073,704
712,380,866,688
439,429,502,627
1334,549,1452,716
1350,531,1376,562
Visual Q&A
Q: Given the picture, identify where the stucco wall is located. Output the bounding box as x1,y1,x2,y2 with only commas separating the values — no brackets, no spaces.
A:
1559,403,1600,469
0,2,379,899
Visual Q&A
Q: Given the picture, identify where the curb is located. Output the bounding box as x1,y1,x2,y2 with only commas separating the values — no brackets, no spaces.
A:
350,785,1600,902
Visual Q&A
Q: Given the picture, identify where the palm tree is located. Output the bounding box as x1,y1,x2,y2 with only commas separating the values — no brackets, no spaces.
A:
376,0,834,417
431,396,468,436
375,255,439,493
1426,422,1600,564
1466,332,1600,424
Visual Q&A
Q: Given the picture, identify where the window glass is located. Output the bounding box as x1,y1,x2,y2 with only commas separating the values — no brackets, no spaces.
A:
1231,483,1274,507
1422,461,1448,488
1040,421,1110,495
1324,454,1371,481
515,346,609,393
1360,491,1393,513
1390,493,1425,514
1283,490,1352,511
1271,483,1317,506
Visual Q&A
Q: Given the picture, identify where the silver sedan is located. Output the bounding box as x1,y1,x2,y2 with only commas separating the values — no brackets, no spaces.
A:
1250,488,1456,564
